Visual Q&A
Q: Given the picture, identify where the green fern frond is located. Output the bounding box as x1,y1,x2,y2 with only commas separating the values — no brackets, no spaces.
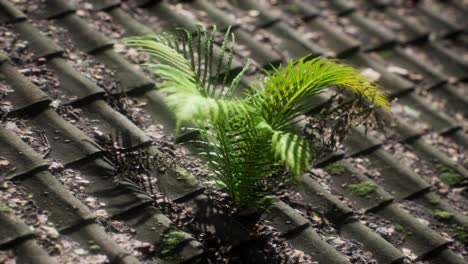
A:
196,113,276,206
122,26,250,133
122,35,193,76
250,57,389,130
271,131,311,180
146,62,249,131
257,121,311,180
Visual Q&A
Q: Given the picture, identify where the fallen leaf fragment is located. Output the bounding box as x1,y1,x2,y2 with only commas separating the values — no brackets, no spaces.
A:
361,68,381,81
0,159,10,166
387,65,409,76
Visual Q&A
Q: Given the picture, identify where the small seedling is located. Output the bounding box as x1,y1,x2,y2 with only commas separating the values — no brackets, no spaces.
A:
347,181,377,196
123,26,388,208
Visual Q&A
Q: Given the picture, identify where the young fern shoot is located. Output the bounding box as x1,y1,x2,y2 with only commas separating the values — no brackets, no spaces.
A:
123,25,389,208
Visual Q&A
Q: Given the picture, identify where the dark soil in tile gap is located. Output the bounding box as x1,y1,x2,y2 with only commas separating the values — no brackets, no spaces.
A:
30,18,124,95
0,82,14,116
399,200,468,257
120,2,174,33
8,0,46,21
302,166,428,264
279,171,379,264
3,119,51,159
419,0,467,27
0,25,70,103
389,99,432,132
383,141,468,212
415,88,467,127
0,180,110,263
52,164,163,263
423,133,468,169
1,116,165,262
403,45,456,81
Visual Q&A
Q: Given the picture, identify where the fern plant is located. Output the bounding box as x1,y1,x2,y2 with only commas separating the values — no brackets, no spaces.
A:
122,25,388,208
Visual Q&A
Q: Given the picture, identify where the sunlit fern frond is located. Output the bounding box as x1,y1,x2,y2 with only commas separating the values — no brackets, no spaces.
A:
122,25,251,132
152,61,252,131
250,57,389,130
122,25,250,99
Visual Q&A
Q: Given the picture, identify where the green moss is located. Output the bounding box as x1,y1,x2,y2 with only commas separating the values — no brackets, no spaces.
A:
393,223,411,239
449,225,468,243
347,181,377,196
440,172,463,187
175,168,198,184
325,161,346,176
435,163,463,187
393,224,405,233
160,231,187,259
435,163,450,172
433,210,453,221
286,4,301,14
89,245,101,252
163,231,186,246
0,206,12,214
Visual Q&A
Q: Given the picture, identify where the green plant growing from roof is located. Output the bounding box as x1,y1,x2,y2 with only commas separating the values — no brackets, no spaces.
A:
325,161,346,175
393,223,405,233
393,223,411,240
122,25,389,208
347,180,377,196
435,163,463,187
0,205,12,214
449,225,468,243
432,210,453,221
160,231,188,258
440,172,463,187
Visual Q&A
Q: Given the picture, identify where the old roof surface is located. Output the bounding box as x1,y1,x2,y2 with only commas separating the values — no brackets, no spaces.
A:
0,0,467,263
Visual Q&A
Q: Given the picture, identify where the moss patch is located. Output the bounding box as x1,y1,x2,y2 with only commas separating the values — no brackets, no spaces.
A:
0,205,12,214
436,163,463,187
440,172,463,187
176,168,198,184
89,245,101,252
325,161,346,175
449,225,468,243
347,180,377,196
258,195,277,211
432,210,453,221
393,224,404,232
160,231,188,259
393,223,411,239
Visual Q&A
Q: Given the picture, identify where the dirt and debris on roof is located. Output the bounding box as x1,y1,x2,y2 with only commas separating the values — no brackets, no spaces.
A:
0,0,467,263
